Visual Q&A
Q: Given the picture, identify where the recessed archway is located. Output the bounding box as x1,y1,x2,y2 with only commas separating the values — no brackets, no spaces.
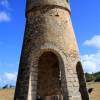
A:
76,61,89,100
37,51,63,100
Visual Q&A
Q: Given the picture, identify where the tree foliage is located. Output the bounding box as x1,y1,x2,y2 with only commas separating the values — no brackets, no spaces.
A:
85,71,100,82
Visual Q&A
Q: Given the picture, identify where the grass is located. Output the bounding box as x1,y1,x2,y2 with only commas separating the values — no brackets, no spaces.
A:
0,88,15,100
0,82,100,100
87,82,100,100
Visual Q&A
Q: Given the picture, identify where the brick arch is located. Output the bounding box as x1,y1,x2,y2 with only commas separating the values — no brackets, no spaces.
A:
29,44,69,100
76,61,89,100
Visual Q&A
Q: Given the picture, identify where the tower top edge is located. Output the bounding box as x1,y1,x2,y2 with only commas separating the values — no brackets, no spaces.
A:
26,0,70,12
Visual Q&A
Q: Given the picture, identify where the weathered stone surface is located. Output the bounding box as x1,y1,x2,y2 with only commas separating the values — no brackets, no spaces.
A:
14,0,89,100
26,0,70,13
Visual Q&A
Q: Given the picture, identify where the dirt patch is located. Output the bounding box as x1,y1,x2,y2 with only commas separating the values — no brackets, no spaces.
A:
87,82,100,100
0,82,100,100
0,88,15,100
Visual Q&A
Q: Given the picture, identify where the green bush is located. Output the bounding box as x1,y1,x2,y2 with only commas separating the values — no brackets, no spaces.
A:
85,73,94,82
85,71,100,82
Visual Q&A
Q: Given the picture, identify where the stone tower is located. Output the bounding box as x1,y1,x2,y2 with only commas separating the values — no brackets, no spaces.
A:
14,0,89,100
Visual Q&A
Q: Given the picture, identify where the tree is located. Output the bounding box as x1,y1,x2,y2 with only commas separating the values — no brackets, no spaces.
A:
85,73,94,82
2,84,8,89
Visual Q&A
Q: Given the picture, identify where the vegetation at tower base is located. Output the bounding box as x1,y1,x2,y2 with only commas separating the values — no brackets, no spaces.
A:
85,71,100,82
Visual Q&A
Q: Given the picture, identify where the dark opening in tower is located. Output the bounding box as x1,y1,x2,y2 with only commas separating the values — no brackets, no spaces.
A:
37,52,62,100
76,62,89,100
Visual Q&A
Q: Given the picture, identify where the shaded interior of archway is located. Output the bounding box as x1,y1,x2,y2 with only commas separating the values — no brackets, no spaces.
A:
76,61,89,100
37,52,62,99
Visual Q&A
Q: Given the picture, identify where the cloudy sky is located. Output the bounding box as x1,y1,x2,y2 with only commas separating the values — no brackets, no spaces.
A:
0,0,100,86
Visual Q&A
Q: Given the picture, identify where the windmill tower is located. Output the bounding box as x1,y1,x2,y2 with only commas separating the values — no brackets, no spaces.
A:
14,0,89,100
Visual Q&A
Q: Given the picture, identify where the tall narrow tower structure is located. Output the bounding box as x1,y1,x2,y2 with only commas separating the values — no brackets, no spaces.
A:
14,0,89,100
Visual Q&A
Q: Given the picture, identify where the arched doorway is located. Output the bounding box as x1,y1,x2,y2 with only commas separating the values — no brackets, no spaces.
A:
37,52,63,100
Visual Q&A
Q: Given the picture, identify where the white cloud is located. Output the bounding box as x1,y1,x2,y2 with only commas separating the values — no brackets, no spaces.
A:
0,12,11,22
4,72,17,81
0,77,2,83
0,72,17,86
84,35,100,49
82,35,100,73
0,61,18,86
0,0,12,22
81,52,100,73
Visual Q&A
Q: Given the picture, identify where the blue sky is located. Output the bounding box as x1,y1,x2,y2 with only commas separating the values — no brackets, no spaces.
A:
0,0,100,86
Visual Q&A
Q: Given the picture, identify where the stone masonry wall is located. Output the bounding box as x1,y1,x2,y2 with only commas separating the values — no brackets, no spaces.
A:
14,0,89,100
